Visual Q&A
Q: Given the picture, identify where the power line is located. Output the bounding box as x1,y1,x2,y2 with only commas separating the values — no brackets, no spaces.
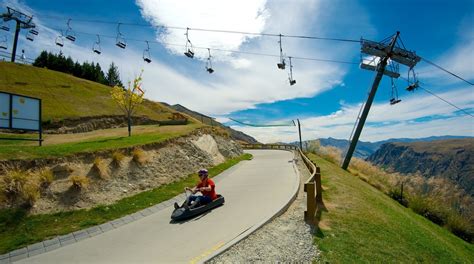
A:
38,15,361,43
421,57,474,86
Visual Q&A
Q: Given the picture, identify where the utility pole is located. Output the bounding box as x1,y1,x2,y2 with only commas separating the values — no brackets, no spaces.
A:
341,32,420,170
297,119,302,150
1,7,36,62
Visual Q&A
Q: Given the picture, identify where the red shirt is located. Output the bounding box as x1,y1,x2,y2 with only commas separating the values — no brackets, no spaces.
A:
197,178,217,200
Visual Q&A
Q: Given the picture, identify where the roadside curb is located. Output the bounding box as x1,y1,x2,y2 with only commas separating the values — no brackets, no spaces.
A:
201,150,301,263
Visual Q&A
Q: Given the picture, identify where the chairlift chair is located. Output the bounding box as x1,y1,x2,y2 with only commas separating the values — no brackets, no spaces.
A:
406,68,419,92
0,36,7,50
29,29,38,35
55,35,64,47
288,57,296,86
25,31,34,41
205,48,214,73
92,35,101,54
184,28,194,58
143,41,151,63
1,22,9,32
277,34,286,69
65,19,76,42
389,77,401,105
115,23,126,49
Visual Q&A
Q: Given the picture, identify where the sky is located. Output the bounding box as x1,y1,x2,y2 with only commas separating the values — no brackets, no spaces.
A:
0,0,473,143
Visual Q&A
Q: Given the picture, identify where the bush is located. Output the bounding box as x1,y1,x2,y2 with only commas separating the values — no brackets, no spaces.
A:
0,167,41,207
93,157,110,179
69,175,90,190
112,151,126,167
446,214,474,243
132,148,147,165
36,168,54,188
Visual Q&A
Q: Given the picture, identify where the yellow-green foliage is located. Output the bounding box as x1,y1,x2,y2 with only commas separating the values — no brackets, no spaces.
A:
0,167,41,206
112,151,126,166
93,157,110,179
35,168,54,187
132,148,147,165
69,175,90,190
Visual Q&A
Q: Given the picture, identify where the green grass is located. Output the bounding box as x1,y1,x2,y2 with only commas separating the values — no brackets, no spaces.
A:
0,124,201,160
0,61,176,121
307,153,474,263
0,153,252,254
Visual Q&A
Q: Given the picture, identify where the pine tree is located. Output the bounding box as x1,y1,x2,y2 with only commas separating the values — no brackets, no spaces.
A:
33,51,48,68
106,62,123,87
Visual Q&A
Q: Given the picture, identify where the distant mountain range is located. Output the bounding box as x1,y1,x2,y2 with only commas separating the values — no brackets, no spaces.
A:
314,135,472,159
367,138,474,196
161,103,259,144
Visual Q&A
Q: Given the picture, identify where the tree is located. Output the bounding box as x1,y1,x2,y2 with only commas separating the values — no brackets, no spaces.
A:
106,62,123,87
110,71,145,137
33,51,48,68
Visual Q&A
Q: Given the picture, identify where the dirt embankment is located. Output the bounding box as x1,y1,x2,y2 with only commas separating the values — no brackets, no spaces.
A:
0,132,243,215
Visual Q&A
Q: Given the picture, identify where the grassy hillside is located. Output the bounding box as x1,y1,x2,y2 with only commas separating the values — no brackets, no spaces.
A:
308,153,474,263
0,61,175,121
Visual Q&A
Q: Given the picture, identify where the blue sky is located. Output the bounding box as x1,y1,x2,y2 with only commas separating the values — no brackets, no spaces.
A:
1,0,473,143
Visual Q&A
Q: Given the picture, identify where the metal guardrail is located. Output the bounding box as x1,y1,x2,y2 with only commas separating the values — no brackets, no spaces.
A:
241,143,323,225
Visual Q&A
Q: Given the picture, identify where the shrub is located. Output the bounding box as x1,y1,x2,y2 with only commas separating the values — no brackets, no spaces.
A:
69,175,90,190
93,157,110,179
446,213,474,243
36,168,54,188
112,151,126,167
0,167,41,207
132,148,147,165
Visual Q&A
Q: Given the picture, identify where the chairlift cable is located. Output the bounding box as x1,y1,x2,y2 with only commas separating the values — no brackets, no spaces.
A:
419,86,473,118
420,57,474,86
229,118,295,127
38,15,361,43
46,26,359,65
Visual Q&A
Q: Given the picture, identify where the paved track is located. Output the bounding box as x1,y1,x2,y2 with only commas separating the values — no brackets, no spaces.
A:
18,150,299,264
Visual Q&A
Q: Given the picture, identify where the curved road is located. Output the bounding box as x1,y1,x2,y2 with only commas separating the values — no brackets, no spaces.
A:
18,150,299,264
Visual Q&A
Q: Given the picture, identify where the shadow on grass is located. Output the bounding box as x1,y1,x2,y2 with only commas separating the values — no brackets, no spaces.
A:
313,201,328,238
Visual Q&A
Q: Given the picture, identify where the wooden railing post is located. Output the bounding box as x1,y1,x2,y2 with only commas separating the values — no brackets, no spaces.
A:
304,182,316,224
315,167,323,204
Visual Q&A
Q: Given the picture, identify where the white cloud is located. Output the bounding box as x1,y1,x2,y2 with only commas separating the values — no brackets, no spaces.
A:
136,0,268,60
233,87,474,143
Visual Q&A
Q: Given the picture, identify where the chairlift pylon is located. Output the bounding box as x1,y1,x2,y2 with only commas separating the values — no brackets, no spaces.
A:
277,34,286,70
389,77,401,105
184,28,194,58
55,32,64,47
143,41,152,63
406,67,419,92
0,36,7,50
288,57,296,85
115,23,126,49
92,34,101,54
205,48,214,73
65,19,76,42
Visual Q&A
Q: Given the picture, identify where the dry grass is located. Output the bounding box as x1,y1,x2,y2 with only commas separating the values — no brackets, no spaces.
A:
93,157,110,179
35,168,54,188
0,167,41,207
69,175,90,190
132,148,148,165
311,145,474,242
112,151,126,167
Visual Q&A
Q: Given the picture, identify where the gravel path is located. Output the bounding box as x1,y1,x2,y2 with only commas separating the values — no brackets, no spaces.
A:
208,151,320,263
